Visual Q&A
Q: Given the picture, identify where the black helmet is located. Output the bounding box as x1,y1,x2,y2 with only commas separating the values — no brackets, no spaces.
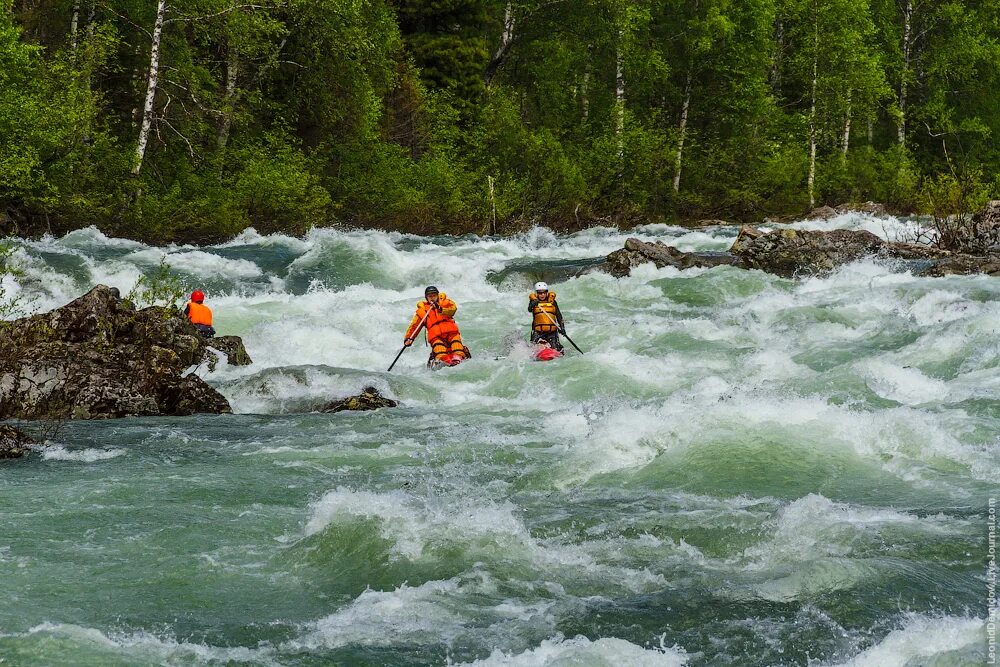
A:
424,285,439,295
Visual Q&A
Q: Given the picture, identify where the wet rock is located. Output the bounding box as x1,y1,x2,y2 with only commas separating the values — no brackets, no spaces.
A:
321,387,398,413
0,424,33,459
0,285,237,420
601,238,741,277
807,205,839,220
205,336,253,371
921,253,1000,277
730,226,885,276
835,201,889,216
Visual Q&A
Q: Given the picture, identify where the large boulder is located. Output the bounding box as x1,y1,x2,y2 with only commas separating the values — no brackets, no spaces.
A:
0,285,246,420
321,387,398,413
0,424,33,459
730,226,885,276
602,238,741,277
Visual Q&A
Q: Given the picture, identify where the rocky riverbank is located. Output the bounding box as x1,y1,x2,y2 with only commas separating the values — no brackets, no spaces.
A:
601,203,1000,278
0,286,251,420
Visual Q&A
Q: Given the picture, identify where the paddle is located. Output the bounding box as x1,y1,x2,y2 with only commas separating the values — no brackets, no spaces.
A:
387,307,433,372
538,310,585,355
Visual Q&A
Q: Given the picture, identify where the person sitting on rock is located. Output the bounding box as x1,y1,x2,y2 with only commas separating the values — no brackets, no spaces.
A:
528,281,564,351
184,290,216,338
403,286,468,365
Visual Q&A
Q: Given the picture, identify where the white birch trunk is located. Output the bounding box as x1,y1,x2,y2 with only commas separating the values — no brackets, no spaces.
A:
485,0,515,87
898,0,911,146
217,46,239,151
673,68,692,192
70,0,80,59
615,29,625,162
133,0,167,176
842,89,852,159
808,25,818,209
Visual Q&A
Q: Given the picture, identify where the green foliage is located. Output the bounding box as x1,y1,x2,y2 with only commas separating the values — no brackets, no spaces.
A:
125,258,187,309
0,0,998,240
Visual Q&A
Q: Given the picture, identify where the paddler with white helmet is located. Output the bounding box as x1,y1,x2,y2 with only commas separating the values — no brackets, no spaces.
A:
527,281,565,352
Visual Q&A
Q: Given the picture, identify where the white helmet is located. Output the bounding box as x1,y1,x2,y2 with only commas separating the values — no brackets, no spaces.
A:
534,281,549,292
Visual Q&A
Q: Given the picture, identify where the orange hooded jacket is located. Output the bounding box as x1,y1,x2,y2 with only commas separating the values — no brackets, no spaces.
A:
405,293,459,342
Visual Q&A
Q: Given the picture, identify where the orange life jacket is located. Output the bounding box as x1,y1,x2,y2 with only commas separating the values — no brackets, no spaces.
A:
530,291,559,332
406,293,460,342
187,301,213,326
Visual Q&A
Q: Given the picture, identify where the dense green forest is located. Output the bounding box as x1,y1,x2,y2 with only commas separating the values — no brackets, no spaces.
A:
1,0,998,242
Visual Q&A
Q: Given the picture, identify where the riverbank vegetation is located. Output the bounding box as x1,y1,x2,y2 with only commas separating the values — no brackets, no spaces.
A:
1,0,998,242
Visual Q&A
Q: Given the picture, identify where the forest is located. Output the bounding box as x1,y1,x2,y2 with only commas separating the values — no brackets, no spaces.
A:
2,0,998,242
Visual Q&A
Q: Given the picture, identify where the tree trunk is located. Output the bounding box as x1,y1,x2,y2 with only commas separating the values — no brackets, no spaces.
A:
70,0,80,59
808,23,818,208
581,47,591,121
485,0,515,87
769,17,784,93
898,0,911,146
133,0,167,176
217,45,239,151
673,67,692,193
615,29,625,162
842,89,852,159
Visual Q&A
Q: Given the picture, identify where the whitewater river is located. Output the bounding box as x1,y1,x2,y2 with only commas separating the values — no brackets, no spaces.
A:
0,215,996,665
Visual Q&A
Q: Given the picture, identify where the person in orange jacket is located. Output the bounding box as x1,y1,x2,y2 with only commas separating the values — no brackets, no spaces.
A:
184,289,216,338
403,286,468,364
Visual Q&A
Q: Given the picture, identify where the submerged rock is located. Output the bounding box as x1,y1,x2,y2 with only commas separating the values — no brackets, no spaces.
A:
0,424,34,459
602,238,741,277
205,336,253,370
730,226,885,276
321,387,397,413
0,285,243,420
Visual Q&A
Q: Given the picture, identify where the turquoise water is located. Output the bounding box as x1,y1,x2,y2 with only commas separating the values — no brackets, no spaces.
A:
0,216,995,665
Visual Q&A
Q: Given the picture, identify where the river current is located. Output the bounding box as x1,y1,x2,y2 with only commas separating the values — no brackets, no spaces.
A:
0,215,996,665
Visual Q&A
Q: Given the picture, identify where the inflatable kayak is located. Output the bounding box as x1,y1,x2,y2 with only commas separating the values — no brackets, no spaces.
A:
534,347,563,362
427,349,471,369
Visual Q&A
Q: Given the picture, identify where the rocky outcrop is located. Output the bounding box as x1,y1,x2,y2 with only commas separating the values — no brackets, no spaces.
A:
205,336,253,370
602,238,741,277
836,201,889,216
321,387,397,413
0,425,33,459
806,205,840,220
729,226,886,276
0,285,247,420
922,252,1000,277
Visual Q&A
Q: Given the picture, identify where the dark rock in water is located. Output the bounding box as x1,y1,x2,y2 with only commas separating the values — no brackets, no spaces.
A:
921,252,1000,277
321,387,397,413
730,226,885,276
0,424,34,459
0,285,237,420
835,201,889,216
205,336,253,371
807,205,840,220
601,238,741,277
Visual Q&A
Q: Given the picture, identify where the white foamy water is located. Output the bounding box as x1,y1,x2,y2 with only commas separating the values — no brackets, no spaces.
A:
1,217,994,666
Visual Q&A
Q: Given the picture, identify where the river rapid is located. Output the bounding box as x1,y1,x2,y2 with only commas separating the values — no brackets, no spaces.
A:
0,215,996,666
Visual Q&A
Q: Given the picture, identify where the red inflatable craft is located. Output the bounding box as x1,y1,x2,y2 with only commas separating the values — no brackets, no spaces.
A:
534,346,563,362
